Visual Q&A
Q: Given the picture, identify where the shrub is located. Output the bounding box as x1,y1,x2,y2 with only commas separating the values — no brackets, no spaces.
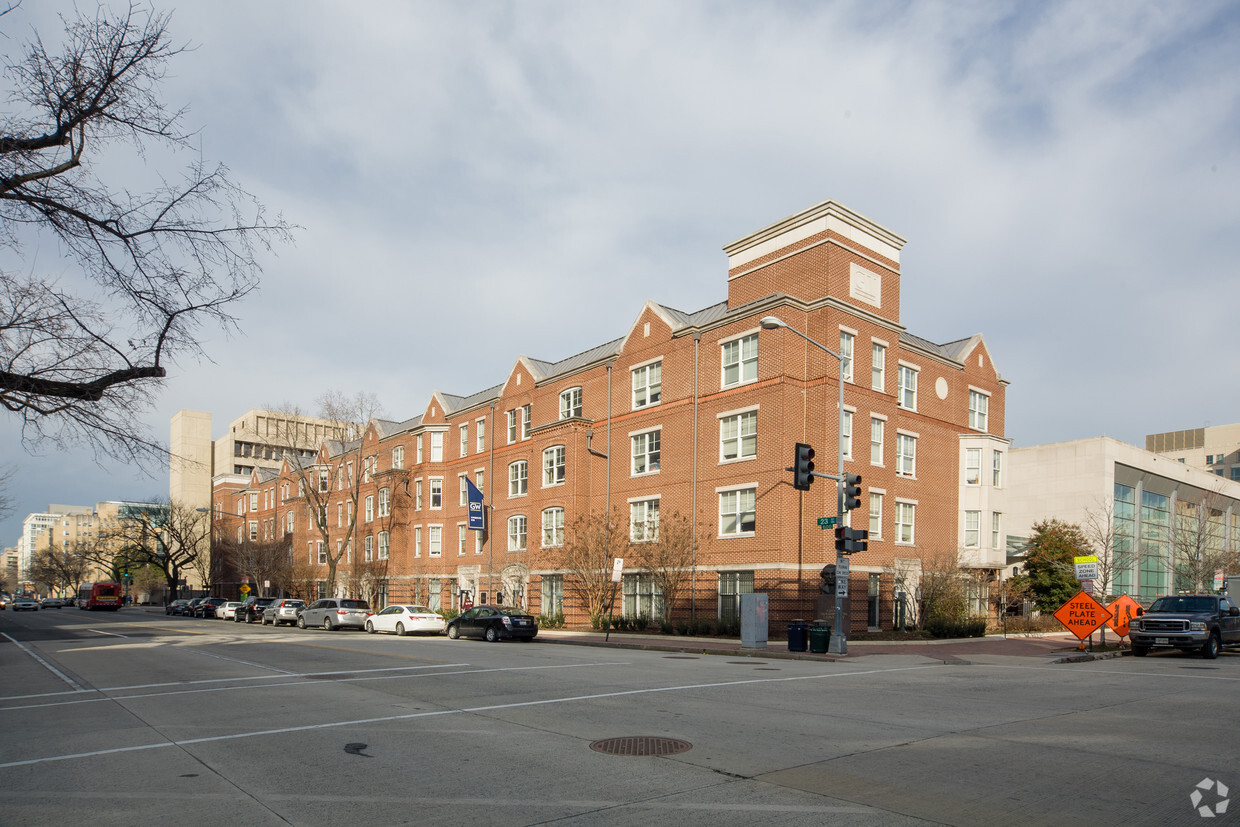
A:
925,616,987,639
440,608,459,621
538,612,565,629
716,617,740,637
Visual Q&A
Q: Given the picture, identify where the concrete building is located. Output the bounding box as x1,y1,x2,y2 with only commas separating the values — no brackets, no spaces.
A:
28,501,172,593
1007,437,1240,601
1146,424,1240,482
218,199,1009,633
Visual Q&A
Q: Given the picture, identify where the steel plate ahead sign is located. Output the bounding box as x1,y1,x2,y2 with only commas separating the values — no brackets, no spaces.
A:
1053,591,1112,640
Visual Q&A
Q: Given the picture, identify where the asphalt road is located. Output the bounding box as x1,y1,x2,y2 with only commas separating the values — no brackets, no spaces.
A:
2,607,1237,826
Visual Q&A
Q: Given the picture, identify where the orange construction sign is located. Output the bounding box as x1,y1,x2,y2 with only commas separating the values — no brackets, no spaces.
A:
1106,594,1141,638
1053,591,1113,640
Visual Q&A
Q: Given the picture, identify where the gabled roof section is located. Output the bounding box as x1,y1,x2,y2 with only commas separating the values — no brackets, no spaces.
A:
900,330,1002,378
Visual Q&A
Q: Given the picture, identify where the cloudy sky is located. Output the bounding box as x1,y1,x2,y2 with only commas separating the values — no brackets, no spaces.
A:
3,1,1239,545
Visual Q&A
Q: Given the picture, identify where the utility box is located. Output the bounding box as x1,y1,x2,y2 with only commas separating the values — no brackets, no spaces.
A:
740,593,769,649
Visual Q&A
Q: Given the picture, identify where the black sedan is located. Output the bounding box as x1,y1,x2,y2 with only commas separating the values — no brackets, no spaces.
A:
446,605,538,642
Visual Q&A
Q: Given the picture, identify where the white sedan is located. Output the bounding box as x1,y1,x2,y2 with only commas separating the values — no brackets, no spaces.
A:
365,604,446,636
217,601,244,621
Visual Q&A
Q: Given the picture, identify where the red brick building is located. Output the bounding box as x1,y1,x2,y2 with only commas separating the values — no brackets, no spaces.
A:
217,200,1008,633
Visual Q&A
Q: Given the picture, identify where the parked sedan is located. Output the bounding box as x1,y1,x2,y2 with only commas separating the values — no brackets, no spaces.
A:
446,605,538,642
195,597,228,618
40,597,66,608
365,604,446,636
165,599,192,616
261,599,306,627
217,601,243,621
11,596,40,612
235,596,277,623
297,598,371,631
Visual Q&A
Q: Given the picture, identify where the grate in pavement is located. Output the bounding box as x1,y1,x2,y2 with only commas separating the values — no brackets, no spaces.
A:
590,736,692,757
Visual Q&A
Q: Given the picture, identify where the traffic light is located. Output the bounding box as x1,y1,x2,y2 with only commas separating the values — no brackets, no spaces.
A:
793,443,815,490
842,473,862,511
834,526,869,554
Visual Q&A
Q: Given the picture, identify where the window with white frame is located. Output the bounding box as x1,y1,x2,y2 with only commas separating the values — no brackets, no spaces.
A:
630,498,660,542
317,505,327,528
992,512,1001,549
414,479,422,510
542,507,564,547
622,573,663,620
632,429,661,474
965,448,981,485
392,445,404,470
720,409,757,462
964,510,980,548
429,525,442,557
459,424,468,456
416,434,423,463
719,486,756,536
842,409,853,459
429,478,442,509
869,491,883,537
896,433,917,478
364,535,373,562
509,461,528,496
895,501,916,544
317,541,327,564
476,418,486,453
458,524,467,555
508,515,527,551
318,468,330,492
870,417,884,465
521,404,531,440
542,574,564,615
365,495,374,523
285,512,294,535
718,571,754,622
414,526,422,557
507,410,518,444
249,521,258,541
872,341,886,391
632,360,662,409
840,330,855,382
430,432,444,462
475,470,485,496
969,390,989,432
249,492,258,510
378,530,389,560
560,387,583,419
543,445,566,486
897,364,918,410
458,475,468,506
721,333,758,388
992,451,1003,487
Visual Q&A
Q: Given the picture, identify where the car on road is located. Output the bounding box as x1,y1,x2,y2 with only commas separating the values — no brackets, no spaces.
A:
262,599,306,626
40,597,66,608
11,596,40,611
297,598,371,631
235,596,277,623
195,597,228,618
217,601,243,621
365,604,446,636
1130,593,1240,658
165,599,192,616
446,605,538,642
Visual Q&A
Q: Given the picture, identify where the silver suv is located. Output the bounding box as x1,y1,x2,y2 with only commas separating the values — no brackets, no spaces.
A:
261,598,306,627
297,598,371,631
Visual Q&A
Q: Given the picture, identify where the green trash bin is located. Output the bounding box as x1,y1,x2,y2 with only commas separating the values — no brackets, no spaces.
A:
808,622,831,653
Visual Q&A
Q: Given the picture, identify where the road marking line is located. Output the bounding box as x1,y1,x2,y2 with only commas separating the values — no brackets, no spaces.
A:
0,632,85,692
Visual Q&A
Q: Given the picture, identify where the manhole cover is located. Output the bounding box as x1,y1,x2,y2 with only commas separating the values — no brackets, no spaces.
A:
590,736,692,757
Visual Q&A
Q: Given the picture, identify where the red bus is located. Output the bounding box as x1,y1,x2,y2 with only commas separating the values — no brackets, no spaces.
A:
77,582,123,610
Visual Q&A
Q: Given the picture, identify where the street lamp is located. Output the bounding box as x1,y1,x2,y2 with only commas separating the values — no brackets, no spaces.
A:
760,315,849,655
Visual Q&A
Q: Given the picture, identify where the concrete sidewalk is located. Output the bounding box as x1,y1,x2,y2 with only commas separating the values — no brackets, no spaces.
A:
535,627,1123,664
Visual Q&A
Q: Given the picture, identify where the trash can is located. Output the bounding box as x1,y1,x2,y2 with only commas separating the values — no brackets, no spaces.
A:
787,619,808,652
808,622,831,654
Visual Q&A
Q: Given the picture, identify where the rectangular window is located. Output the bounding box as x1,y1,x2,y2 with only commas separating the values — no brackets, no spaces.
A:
430,479,442,509
622,573,663,620
364,535,373,562
430,432,444,462
428,578,440,611
722,333,758,388
630,498,660,542
965,448,981,485
249,492,259,511
870,417,884,465
521,404,531,440
458,524,467,556
542,574,564,615
896,433,917,478
632,361,662,408
415,479,423,510
992,512,1001,550
459,424,468,457
476,418,486,453
896,501,916,545
416,435,423,464
459,474,468,506
719,487,756,536
869,492,883,537
542,507,565,547
897,364,918,410
840,330,854,382
842,410,853,460
318,468,330,492
507,410,518,444
509,461,528,496
429,525,442,557
872,342,886,391
508,515,527,551
718,571,754,622
365,495,374,523
632,429,662,474
992,451,1003,487
543,445,566,486
720,410,757,462
964,510,980,548
249,521,258,541
392,446,404,470
969,390,989,432
378,488,390,517
414,526,422,557
379,531,390,560
317,541,327,564
560,387,583,419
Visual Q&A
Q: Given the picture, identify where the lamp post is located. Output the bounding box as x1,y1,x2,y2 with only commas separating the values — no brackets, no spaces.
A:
760,315,849,655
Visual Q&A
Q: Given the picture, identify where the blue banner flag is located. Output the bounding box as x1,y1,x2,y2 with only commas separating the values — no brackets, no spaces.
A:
465,477,486,531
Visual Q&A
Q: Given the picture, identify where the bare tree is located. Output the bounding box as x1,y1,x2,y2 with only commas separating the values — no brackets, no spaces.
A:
627,511,698,624
99,499,206,602
29,542,92,596
1174,490,1232,593
0,4,292,461
543,508,628,626
1081,496,1138,602
883,557,924,629
219,535,291,599
917,550,969,626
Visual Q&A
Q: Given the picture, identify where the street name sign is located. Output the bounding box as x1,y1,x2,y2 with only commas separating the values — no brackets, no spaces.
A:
817,517,838,528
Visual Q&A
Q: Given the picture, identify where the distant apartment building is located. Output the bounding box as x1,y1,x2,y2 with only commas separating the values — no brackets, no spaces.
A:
1146,424,1240,482
27,501,171,591
218,199,1009,633
1007,437,1240,601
